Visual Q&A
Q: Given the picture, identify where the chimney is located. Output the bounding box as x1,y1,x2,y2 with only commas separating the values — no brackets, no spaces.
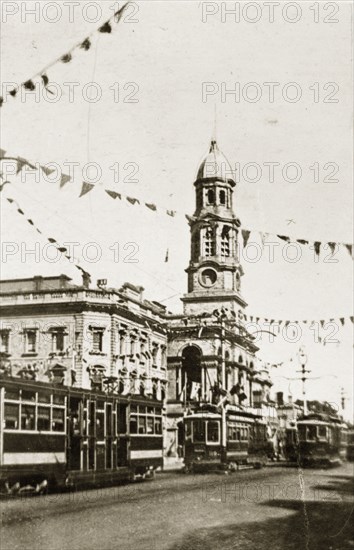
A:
276,392,284,406
82,272,91,289
288,394,293,405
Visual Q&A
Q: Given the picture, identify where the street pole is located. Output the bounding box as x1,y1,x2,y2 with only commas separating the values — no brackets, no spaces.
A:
220,317,227,461
297,347,309,416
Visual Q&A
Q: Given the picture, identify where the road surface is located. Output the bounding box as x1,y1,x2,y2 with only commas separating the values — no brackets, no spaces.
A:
1,463,353,550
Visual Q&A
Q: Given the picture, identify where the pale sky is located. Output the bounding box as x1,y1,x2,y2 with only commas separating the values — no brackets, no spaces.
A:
1,1,353,418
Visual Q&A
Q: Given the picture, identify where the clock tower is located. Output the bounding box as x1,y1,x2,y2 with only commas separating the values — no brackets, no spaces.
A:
182,139,246,316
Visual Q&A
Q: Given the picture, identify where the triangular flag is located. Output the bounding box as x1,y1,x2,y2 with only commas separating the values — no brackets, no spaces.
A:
79,182,95,198
17,209,25,215
260,232,269,246
27,219,34,226
23,80,35,91
80,38,91,51
9,88,17,97
277,235,290,242
314,241,321,257
350,316,354,323
127,196,139,205
115,2,130,22
99,21,112,33
241,229,251,247
41,74,49,86
58,247,67,253
60,174,71,188
41,165,56,177
16,157,28,174
297,239,309,245
7,198,14,203
145,203,157,211
318,336,322,344
344,244,353,257
165,249,169,262
328,242,336,255
105,190,121,200
340,318,345,326
0,149,6,158
167,210,176,217
48,238,57,244
320,320,325,328
61,53,72,63
0,97,3,107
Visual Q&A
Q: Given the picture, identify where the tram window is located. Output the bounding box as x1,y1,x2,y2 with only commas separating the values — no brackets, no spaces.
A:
138,416,146,434
138,406,147,414
37,407,50,431
154,417,162,435
22,390,36,402
130,416,137,434
53,395,65,405
298,425,306,440
306,426,317,441
4,404,19,429
193,420,206,443
318,426,327,440
236,430,241,442
52,408,65,432
207,421,219,443
147,417,154,434
96,412,105,440
21,405,35,430
147,406,154,414
130,405,138,413
117,404,128,434
97,401,105,410
5,388,19,400
38,392,51,403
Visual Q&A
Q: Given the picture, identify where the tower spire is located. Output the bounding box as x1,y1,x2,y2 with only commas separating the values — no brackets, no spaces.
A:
211,104,217,149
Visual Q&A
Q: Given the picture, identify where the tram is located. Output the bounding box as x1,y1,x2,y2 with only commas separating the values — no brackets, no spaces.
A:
182,405,270,472
0,376,163,493
284,413,348,467
347,429,354,461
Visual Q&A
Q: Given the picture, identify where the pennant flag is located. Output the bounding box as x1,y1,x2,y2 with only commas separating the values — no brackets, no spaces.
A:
256,317,260,323
241,229,251,247
165,249,169,263
328,242,336,255
61,53,72,63
0,148,6,158
17,209,25,215
350,316,354,323
297,239,309,245
145,203,157,211
314,241,321,257
105,190,121,200
340,318,345,326
16,157,28,174
344,244,353,257
58,247,67,253
318,337,322,344
23,80,35,91
80,38,91,51
0,181,9,192
41,74,49,86
0,97,3,108
79,182,95,198
99,21,112,33
167,210,176,217
27,219,34,226
9,88,17,97
115,2,130,21
127,196,139,205
60,174,71,188
320,320,325,328
278,235,290,242
7,198,14,203
41,165,56,177
48,238,57,244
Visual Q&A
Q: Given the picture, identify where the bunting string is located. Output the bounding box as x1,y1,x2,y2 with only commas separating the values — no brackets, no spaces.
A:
2,183,92,283
0,2,131,108
1,149,353,260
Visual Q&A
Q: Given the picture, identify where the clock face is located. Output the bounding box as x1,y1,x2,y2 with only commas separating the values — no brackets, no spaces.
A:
200,268,217,287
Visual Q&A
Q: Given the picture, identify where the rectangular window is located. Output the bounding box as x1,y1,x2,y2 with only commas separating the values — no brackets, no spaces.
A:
21,405,36,430
25,330,37,353
193,420,206,443
146,416,154,434
37,407,51,431
130,415,137,434
138,416,146,434
96,412,105,440
5,388,19,400
4,403,19,429
52,408,65,432
0,330,10,353
207,421,220,443
53,394,65,405
22,390,36,402
318,426,327,439
154,417,162,435
52,330,65,352
92,330,103,353
38,392,51,404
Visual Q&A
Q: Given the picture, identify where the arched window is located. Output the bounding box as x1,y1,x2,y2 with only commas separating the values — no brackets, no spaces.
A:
236,272,241,291
207,189,215,205
238,354,243,364
221,226,230,257
220,189,226,205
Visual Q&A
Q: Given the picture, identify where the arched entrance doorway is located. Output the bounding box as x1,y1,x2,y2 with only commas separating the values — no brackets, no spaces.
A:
181,345,202,402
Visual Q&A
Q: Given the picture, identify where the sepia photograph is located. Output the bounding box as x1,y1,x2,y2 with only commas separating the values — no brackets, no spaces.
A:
0,1,353,549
